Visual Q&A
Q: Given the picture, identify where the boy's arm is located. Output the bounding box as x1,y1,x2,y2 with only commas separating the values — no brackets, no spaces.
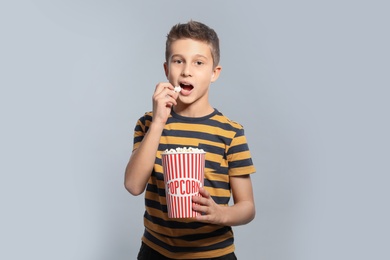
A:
124,122,165,195
192,175,255,226
124,83,178,196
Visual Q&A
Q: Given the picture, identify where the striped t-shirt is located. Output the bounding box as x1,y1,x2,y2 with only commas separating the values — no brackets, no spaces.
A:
133,108,256,259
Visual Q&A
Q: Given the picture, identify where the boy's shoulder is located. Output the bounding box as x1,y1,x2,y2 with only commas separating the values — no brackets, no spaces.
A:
144,111,153,118
212,109,244,130
136,111,153,126
138,111,153,120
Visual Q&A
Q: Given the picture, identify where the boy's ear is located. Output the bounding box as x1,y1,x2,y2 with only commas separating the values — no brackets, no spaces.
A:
211,65,222,82
163,62,169,78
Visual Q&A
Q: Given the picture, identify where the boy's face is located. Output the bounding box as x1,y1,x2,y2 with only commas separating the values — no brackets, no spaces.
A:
164,38,221,109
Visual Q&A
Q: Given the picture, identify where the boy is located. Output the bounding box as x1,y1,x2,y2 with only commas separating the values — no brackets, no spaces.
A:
125,21,256,260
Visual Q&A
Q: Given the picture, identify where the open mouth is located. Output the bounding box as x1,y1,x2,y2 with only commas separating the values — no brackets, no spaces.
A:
179,83,194,92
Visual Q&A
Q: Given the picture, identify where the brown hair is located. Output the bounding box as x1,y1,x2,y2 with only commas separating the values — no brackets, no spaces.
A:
165,20,220,68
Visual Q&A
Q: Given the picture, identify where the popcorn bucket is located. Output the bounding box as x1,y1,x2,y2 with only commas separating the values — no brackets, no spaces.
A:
162,151,206,218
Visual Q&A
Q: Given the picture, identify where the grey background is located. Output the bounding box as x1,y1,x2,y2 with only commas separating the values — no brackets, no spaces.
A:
1,1,389,259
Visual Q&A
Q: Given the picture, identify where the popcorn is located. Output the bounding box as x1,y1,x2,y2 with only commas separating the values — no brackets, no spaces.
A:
174,86,182,93
162,146,206,218
163,147,205,154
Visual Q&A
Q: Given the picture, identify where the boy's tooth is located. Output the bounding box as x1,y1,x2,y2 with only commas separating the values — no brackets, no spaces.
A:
174,86,181,92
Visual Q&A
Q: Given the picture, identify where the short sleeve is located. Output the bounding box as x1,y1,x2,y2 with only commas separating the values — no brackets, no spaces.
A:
132,112,153,152
226,128,256,176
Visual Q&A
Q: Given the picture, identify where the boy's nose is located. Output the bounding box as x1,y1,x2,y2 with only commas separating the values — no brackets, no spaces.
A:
181,65,192,77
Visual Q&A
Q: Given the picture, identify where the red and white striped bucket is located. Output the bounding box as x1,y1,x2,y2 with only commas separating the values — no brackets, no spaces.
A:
162,152,205,218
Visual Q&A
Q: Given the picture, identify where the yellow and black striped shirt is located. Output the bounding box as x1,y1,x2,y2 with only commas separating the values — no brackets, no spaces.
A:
133,109,256,259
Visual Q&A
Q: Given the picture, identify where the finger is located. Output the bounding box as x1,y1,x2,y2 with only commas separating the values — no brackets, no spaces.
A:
195,214,210,222
154,82,174,96
155,86,178,100
166,92,179,106
164,93,179,107
198,187,210,198
154,89,178,107
192,195,207,205
192,203,209,215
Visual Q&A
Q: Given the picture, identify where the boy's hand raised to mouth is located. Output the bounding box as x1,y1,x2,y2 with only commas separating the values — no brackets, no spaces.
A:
152,82,179,125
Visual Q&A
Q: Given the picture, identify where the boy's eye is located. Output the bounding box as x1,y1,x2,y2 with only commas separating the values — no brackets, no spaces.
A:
195,61,204,65
173,59,183,64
